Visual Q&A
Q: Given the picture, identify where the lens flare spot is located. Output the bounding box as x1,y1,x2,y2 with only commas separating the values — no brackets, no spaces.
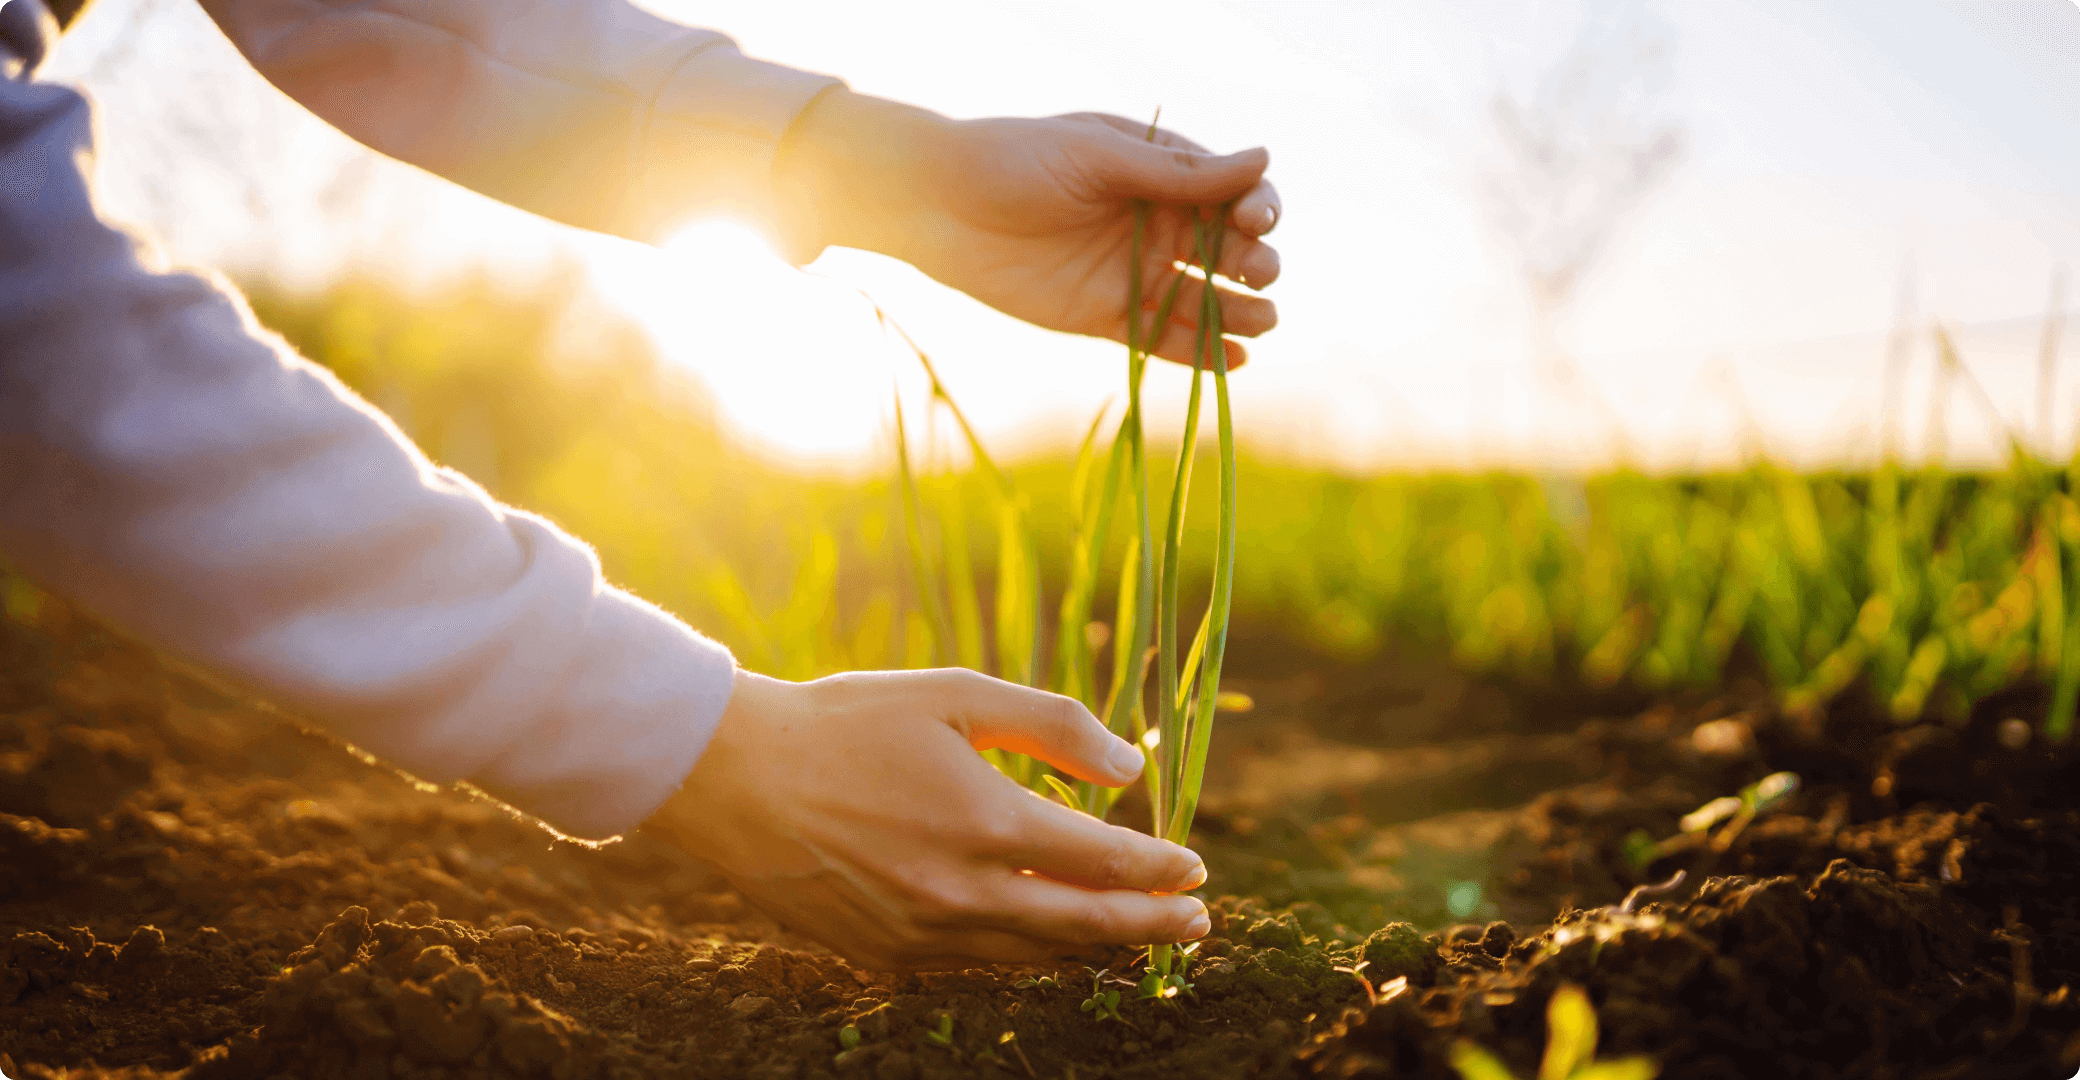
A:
1446,880,1482,919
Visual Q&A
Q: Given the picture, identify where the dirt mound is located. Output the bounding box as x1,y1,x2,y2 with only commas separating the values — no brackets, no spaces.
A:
2,598,2077,1078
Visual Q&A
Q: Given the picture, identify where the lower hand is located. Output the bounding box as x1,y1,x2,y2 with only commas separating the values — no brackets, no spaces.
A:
642,667,1210,972
775,91,1281,369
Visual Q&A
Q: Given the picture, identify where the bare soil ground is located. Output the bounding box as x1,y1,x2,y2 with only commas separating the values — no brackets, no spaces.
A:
4,601,2078,1079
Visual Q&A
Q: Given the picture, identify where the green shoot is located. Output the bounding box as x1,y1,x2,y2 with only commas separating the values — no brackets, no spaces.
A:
1079,969,1129,1024
1134,200,1240,981
1331,960,1381,1007
923,1014,954,1049
1041,773,1082,811
1136,941,1197,1000
1012,973,1059,990
1622,773,1798,871
1448,984,1658,1080
838,1025,861,1051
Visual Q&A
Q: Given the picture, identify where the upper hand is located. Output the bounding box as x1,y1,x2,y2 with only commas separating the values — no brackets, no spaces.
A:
776,93,1281,369
642,667,1210,972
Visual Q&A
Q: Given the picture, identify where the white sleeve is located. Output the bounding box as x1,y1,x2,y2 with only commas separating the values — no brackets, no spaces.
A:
197,0,845,254
0,6,736,839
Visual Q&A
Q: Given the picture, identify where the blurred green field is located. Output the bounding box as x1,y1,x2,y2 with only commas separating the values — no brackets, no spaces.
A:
223,275,2080,741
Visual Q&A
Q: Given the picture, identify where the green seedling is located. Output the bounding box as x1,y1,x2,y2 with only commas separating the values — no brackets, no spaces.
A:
1108,113,1242,984
1331,960,1379,1006
1622,772,1799,872
923,1014,954,1049
1080,968,1130,1024
1448,984,1657,1080
879,117,1245,904
998,1031,1036,1076
1136,941,1198,1000
1012,973,1059,990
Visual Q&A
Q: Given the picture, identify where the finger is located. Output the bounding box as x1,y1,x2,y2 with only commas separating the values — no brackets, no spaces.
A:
1087,136,1270,207
1209,234,1281,291
1162,215,1279,291
932,670,1145,786
1072,115,1278,228
1145,270,1278,339
993,799,1206,893
894,929,1092,972
979,872,1212,947
1232,178,1282,237
1065,113,1214,156
1145,321,1249,371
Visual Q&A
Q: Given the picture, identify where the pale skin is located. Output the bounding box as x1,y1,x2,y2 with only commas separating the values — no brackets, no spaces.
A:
646,89,1281,972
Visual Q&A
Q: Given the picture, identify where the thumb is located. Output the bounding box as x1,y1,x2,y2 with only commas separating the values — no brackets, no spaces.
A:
1088,138,1269,206
933,670,1145,786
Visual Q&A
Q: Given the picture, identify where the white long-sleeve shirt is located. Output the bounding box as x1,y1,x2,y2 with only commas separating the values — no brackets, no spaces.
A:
0,0,841,838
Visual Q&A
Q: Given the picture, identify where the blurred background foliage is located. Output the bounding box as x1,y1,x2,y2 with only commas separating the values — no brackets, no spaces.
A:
197,277,2080,739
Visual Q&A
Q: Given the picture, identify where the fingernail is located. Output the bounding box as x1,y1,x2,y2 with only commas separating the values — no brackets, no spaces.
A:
1106,738,1144,779
1178,860,1207,891
1182,909,1212,940
1257,204,1278,232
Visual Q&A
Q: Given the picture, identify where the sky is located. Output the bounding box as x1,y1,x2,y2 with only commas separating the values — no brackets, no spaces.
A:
43,0,2080,472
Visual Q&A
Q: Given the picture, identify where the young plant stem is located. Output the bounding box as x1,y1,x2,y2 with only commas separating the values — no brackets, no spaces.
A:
1147,209,1238,981
1181,217,1238,835
1156,214,1232,836
1104,178,1191,817
1154,225,1213,826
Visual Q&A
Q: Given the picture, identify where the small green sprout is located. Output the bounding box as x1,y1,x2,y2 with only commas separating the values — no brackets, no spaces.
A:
1013,973,1059,990
1136,941,1197,999
1080,969,1128,1023
1448,984,1657,1080
1623,772,1800,871
1331,960,1375,1006
998,1031,1036,1076
923,1014,954,1049
838,1025,861,1051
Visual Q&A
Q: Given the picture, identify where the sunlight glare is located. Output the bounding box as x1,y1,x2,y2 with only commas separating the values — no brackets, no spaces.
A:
587,220,900,468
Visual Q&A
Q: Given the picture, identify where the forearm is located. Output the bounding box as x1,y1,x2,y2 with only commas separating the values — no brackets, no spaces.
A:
199,0,841,246
0,45,734,839
770,88,954,265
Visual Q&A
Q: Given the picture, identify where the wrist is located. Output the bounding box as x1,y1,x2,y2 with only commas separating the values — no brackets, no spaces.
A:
772,88,950,263
647,667,777,848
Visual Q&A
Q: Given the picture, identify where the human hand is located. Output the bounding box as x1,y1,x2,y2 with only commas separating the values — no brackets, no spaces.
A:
775,91,1281,368
642,668,1210,972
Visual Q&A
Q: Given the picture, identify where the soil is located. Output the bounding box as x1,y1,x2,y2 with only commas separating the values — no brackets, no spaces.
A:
4,595,2079,1079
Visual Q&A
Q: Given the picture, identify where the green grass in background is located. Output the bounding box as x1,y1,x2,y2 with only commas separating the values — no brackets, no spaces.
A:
212,276,2080,744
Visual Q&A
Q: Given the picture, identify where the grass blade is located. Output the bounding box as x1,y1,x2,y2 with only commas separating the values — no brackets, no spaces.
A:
1154,228,1216,821
893,391,953,666
1175,604,1213,715
1168,212,1235,845
939,478,987,672
1054,403,1122,706
995,497,1041,687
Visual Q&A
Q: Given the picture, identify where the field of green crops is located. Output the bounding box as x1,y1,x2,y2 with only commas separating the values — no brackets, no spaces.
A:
235,275,2080,748
7,270,2079,1080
